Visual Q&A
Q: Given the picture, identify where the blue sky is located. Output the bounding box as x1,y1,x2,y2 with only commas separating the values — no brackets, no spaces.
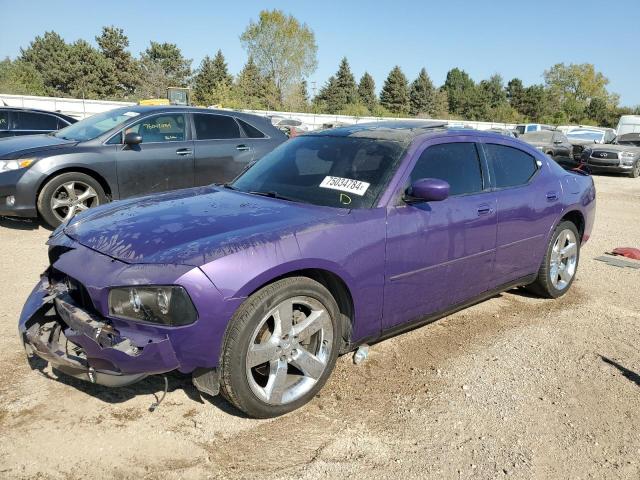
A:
1,0,639,105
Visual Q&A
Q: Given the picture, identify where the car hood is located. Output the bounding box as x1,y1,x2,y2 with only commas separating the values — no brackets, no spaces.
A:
589,144,640,153
62,186,341,266
0,134,77,158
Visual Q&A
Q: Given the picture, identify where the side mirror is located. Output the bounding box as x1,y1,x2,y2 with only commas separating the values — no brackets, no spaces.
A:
405,178,450,203
124,132,142,146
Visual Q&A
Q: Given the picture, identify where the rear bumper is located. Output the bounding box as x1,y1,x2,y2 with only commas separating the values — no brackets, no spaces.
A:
19,276,180,387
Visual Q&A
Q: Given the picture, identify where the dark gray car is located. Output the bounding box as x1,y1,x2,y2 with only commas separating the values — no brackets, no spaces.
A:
519,130,575,167
0,106,287,226
0,107,77,138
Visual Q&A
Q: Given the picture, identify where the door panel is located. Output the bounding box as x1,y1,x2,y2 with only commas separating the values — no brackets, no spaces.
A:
383,138,497,330
114,113,194,198
191,113,254,185
383,193,497,329
480,139,564,287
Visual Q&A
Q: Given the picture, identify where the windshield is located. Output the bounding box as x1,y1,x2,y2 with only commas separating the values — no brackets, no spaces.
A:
521,131,553,142
567,130,604,142
54,108,140,142
231,135,406,209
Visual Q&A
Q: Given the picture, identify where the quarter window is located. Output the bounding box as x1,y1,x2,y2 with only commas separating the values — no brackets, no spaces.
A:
484,143,538,188
411,143,484,196
194,114,241,140
127,114,186,143
237,118,266,138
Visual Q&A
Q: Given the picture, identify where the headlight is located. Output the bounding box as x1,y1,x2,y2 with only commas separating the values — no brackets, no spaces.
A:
620,151,636,159
0,158,35,172
108,286,197,326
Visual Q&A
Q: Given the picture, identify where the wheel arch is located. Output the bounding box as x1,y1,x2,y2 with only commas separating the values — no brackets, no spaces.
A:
559,209,585,241
242,266,356,352
35,167,113,206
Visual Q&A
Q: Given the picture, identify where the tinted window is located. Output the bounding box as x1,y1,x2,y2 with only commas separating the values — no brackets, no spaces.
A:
0,111,8,130
194,114,240,139
411,143,483,196
232,135,405,209
485,144,537,188
128,114,186,143
237,118,266,138
13,111,58,130
56,117,71,129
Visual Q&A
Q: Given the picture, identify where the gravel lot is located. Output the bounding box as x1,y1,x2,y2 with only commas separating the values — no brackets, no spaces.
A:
1,174,639,480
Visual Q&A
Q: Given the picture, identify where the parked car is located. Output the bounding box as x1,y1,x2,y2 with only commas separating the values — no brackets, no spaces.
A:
567,128,617,161
19,121,596,418
0,105,287,226
487,127,517,138
616,115,640,137
519,130,575,166
0,107,77,138
580,133,640,177
513,123,553,136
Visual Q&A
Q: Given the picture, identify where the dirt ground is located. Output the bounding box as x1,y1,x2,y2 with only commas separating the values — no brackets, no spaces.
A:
1,174,639,480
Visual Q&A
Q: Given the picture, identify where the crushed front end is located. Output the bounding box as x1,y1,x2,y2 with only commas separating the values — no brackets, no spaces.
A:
18,233,240,392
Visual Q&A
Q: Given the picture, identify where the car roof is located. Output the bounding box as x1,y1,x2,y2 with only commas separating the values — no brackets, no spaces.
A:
310,120,449,143
0,106,77,121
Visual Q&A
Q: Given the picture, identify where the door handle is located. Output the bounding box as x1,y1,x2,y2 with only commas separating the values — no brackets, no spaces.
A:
176,148,192,156
477,204,492,216
236,144,250,152
546,191,558,201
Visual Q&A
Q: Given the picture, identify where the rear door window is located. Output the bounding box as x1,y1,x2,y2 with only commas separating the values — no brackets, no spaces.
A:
127,114,187,143
193,113,241,140
13,111,58,131
411,142,484,196
484,143,538,188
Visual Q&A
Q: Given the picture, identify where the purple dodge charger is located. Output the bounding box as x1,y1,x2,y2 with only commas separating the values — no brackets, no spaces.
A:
19,121,596,417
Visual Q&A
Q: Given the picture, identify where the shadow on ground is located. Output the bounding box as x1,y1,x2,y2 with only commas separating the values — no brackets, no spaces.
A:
0,216,51,231
601,355,640,388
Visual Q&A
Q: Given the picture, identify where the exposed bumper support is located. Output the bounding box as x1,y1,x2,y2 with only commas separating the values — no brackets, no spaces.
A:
19,277,180,388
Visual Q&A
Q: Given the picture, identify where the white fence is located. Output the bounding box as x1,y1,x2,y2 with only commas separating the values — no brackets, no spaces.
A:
0,93,517,131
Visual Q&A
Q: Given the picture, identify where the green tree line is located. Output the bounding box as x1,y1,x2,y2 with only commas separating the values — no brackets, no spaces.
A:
1,10,637,127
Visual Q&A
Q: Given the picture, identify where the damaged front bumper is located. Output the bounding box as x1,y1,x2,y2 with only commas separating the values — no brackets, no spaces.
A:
19,275,181,387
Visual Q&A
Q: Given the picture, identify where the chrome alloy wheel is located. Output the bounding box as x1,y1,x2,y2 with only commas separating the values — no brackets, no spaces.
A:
245,296,333,405
549,228,578,290
50,181,99,223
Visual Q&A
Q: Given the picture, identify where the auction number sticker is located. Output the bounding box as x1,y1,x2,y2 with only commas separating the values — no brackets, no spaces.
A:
319,176,370,196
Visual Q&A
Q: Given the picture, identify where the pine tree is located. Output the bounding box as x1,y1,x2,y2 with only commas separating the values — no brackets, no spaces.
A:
442,68,475,116
358,72,376,112
236,56,267,109
192,50,233,106
409,67,436,116
334,57,358,107
20,31,72,96
380,66,409,115
96,26,139,98
314,75,340,113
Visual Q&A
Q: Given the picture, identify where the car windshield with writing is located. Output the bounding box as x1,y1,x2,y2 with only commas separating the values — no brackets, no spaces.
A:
231,135,406,209
54,108,139,142
567,130,605,142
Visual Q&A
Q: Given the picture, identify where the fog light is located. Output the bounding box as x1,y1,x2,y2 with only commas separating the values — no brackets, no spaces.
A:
6,195,15,206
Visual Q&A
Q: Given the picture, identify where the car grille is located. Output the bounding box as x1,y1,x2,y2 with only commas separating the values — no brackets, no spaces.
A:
48,268,97,314
591,150,619,160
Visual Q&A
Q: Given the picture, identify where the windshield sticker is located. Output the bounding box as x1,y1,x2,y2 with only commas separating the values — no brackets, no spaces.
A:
123,111,140,117
319,176,370,196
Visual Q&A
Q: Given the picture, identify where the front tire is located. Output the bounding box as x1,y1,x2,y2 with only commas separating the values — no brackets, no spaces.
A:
527,221,580,298
37,172,107,228
629,161,640,178
219,277,341,418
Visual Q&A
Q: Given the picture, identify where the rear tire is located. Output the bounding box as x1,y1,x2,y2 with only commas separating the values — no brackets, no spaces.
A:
219,277,341,418
37,172,107,228
526,221,580,299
